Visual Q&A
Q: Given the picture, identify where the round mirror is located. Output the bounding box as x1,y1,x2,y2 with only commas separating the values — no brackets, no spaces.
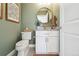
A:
36,7,53,24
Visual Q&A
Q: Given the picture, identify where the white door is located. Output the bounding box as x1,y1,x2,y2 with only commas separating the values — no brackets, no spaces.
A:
60,3,79,56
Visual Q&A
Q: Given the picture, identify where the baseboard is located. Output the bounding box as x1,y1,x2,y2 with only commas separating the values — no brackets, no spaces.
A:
29,44,35,48
33,52,59,56
7,49,16,56
6,44,35,56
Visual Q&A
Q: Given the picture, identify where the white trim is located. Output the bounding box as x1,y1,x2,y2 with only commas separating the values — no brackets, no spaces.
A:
29,44,35,48
7,49,16,56
6,44,35,56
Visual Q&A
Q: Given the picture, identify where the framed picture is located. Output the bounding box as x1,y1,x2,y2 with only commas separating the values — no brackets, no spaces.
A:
6,3,19,23
0,3,3,19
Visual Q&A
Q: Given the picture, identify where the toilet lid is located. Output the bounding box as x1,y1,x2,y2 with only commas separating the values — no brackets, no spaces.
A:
16,40,26,47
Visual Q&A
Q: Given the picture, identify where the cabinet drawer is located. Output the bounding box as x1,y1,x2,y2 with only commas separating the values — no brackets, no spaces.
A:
36,31,48,36
48,31,59,37
36,31,59,37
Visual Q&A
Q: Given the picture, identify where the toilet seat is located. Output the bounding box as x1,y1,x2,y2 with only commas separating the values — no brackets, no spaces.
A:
16,40,29,50
16,40,27,46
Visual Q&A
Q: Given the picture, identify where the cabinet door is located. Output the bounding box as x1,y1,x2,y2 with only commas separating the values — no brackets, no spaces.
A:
36,36,47,54
47,37,59,53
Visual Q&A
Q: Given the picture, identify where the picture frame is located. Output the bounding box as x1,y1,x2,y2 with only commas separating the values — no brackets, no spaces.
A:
6,3,19,23
0,3,3,19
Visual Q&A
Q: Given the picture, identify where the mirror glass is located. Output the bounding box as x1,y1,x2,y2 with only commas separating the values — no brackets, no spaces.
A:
36,7,53,24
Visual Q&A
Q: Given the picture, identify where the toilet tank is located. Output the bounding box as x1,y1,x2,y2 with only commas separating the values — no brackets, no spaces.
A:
21,32,32,40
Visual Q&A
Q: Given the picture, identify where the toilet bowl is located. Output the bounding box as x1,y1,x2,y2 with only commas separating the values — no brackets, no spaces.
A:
16,40,29,56
16,32,32,56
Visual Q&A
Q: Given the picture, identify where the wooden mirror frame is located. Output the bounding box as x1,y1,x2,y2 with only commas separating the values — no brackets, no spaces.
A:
36,7,53,24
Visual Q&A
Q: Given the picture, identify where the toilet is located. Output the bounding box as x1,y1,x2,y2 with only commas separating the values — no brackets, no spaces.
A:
16,32,32,56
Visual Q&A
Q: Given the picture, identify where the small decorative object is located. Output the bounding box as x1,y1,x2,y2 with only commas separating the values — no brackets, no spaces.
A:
51,15,57,29
0,3,3,19
6,3,19,23
24,27,32,32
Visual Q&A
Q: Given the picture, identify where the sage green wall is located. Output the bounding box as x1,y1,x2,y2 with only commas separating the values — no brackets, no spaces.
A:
21,3,40,44
21,3,60,44
0,4,21,56
21,3,38,31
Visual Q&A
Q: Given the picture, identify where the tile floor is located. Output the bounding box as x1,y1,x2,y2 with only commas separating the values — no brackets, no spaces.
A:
27,47,35,56
27,47,59,56
16,47,59,56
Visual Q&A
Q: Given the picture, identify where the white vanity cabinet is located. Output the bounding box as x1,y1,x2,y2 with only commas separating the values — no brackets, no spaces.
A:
36,31,59,54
